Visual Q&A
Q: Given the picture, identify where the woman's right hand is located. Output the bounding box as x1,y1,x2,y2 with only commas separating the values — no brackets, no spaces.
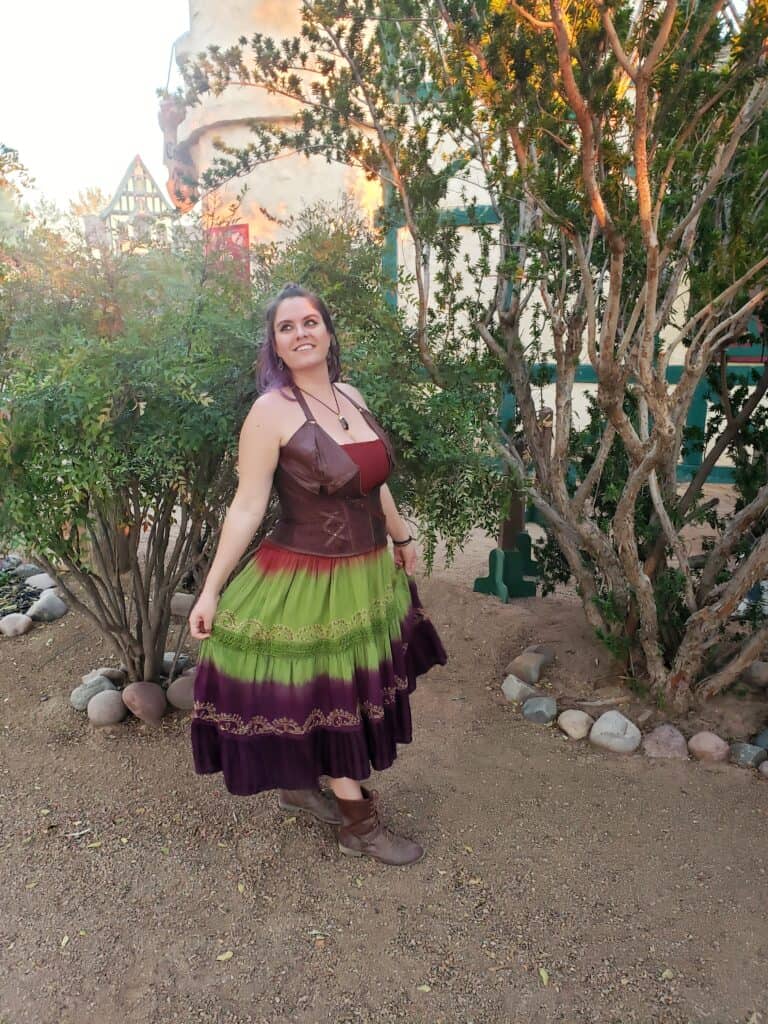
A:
189,591,220,640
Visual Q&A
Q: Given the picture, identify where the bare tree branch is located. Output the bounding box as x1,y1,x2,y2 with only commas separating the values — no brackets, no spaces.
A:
699,622,768,700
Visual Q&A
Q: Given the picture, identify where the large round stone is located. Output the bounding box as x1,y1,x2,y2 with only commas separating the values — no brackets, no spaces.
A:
87,690,128,726
0,613,34,637
505,643,555,685
25,572,57,591
12,563,42,580
82,666,127,686
589,710,642,754
557,709,594,740
730,742,767,769
642,724,688,760
522,696,557,724
70,676,117,712
122,681,167,723
162,651,192,678
27,590,68,622
688,731,729,762
501,674,538,704
166,671,195,710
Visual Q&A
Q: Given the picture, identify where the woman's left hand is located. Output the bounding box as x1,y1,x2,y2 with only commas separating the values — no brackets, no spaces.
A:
393,539,417,575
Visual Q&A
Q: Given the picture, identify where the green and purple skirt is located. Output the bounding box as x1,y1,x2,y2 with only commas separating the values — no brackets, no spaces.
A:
191,541,447,795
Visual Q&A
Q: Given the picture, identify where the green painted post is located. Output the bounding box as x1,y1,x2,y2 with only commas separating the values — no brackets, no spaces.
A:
679,382,708,480
473,384,540,601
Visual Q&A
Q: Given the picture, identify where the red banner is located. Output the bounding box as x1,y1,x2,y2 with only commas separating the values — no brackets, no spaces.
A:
204,224,250,281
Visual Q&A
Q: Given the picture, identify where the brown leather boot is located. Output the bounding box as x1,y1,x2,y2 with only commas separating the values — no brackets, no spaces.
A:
336,788,424,866
277,788,342,825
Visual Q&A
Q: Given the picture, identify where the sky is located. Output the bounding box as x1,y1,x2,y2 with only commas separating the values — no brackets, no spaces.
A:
1,0,191,211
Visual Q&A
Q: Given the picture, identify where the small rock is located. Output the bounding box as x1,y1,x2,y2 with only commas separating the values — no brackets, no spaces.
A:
742,662,768,688
589,710,642,754
522,696,557,724
557,709,594,740
688,731,730,762
505,643,555,685
167,671,195,710
526,642,555,663
12,563,42,580
27,590,68,622
25,572,57,591
751,729,768,750
730,742,767,769
759,762,768,779
0,554,22,570
122,681,167,723
82,666,127,686
501,674,538,704
642,724,688,760
736,582,768,618
170,592,196,617
87,690,127,726
162,651,192,678
70,676,117,712
0,612,34,637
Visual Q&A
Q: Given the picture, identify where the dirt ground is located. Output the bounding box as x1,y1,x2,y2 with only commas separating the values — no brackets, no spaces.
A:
1,531,767,1024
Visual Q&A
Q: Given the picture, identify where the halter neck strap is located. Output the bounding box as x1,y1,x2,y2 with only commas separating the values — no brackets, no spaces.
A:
291,385,316,423
291,382,366,421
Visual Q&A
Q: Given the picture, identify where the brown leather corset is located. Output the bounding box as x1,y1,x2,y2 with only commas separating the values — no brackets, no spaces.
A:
266,386,395,557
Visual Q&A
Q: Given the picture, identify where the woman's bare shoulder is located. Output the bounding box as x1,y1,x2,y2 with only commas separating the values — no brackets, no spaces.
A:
336,381,368,408
242,389,298,437
251,388,296,412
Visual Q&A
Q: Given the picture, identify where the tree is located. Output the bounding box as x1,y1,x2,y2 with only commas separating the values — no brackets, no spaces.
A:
0,144,33,199
176,0,768,706
0,211,257,681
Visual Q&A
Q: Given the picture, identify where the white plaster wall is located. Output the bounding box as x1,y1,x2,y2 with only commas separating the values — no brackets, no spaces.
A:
172,1,375,238
187,121,372,236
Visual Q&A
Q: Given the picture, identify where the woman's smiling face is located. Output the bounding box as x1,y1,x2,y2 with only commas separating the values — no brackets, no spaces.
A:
273,296,332,372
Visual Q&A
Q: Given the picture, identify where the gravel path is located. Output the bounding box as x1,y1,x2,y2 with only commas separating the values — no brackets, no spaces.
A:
1,553,766,1024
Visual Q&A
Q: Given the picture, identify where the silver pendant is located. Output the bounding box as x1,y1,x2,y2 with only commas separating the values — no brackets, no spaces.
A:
340,416,350,430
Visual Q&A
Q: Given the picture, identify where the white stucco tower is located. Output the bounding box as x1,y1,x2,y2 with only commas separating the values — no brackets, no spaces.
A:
159,0,375,241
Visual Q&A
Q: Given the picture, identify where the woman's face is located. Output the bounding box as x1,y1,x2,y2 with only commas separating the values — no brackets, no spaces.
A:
273,296,332,374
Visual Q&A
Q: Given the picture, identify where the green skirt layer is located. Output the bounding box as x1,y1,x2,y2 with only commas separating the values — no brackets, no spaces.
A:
199,542,414,686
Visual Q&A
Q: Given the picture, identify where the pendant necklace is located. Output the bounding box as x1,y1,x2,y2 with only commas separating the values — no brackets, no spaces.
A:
297,384,350,430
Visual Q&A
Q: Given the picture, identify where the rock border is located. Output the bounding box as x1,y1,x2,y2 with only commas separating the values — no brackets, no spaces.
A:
0,554,69,636
69,654,197,727
501,645,768,779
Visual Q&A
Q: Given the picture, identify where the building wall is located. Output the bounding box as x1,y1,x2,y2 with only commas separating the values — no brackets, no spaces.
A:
165,0,377,237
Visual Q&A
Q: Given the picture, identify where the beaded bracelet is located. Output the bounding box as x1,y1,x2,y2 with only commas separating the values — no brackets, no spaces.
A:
392,535,413,547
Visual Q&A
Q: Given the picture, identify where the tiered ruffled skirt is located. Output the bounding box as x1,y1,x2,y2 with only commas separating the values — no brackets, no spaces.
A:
191,541,447,795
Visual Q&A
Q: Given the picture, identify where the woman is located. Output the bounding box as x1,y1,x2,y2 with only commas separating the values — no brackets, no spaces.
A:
188,283,447,866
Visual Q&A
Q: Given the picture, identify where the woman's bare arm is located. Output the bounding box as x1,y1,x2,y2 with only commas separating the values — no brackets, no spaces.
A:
380,484,410,544
200,396,282,597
